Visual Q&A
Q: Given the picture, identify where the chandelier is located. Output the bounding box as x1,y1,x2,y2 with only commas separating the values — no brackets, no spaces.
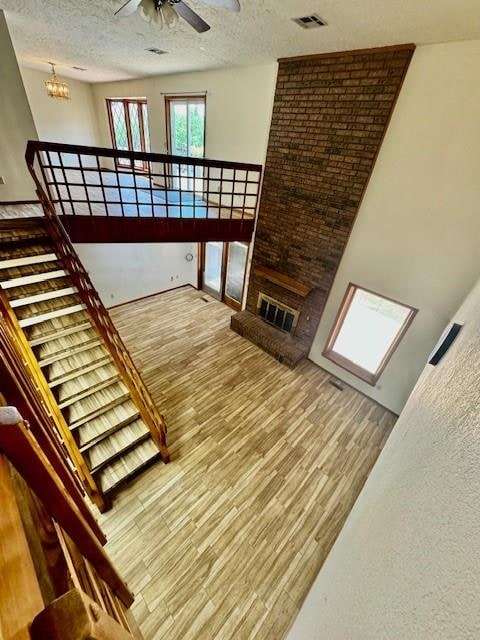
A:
139,0,179,28
45,63,70,100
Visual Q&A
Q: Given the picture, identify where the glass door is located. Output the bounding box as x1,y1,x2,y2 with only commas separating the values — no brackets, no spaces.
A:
224,242,248,309
166,97,206,190
201,241,248,309
202,241,224,300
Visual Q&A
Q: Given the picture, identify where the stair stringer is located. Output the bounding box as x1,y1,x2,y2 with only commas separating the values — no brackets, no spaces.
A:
42,213,170,462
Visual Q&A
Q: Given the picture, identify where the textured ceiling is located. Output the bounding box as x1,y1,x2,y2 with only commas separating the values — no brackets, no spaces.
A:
1,0,480,83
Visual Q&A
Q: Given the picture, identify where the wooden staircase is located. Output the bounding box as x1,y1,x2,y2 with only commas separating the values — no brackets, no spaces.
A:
0,218,168,511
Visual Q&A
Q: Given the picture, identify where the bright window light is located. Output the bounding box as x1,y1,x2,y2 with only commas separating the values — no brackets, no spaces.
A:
324,284,417,385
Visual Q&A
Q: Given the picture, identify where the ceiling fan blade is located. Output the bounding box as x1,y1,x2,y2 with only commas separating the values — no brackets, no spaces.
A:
196,0,240,11
115,0,142,16
174,1,211,32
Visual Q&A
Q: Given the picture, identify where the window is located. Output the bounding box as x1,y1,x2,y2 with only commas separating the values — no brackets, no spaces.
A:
106,98,150,171
323,284,417,385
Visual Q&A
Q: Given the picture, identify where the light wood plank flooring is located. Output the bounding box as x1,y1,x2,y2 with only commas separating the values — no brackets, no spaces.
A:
101,286,396,640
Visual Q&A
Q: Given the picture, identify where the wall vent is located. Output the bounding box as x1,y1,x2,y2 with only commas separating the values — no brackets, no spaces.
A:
145,47,168,55
293,14,327,29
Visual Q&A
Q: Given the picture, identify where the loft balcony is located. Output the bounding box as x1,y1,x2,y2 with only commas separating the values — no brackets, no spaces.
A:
25,140,263,243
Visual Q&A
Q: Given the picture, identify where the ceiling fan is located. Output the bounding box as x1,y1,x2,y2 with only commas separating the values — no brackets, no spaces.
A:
115,0,240,33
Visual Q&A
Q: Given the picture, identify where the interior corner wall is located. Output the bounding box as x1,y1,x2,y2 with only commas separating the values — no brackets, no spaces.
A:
0,10,38,202
309,39,480,414
20,67,100,146
74,243,198,307
288,274,480,640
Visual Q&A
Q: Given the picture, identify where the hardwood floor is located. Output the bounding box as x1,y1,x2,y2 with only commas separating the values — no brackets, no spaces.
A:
101,286,396,639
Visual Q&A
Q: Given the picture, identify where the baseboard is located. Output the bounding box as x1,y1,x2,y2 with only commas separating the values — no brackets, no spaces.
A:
107,283,198,310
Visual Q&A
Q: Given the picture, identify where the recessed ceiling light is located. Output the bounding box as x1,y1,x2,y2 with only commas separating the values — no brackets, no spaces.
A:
293,14,327,29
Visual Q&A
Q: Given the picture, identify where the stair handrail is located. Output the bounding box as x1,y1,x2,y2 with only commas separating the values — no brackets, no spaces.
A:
25,139,263,172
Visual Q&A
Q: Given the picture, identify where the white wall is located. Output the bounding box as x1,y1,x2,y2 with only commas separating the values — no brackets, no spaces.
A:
75,242,198,307
309,40,480,414
0,11,38,202
91,63,277,164
288,274,480,639
20,67,99,146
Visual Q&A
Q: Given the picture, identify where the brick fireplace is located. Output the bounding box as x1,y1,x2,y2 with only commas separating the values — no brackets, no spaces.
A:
231,44,415,367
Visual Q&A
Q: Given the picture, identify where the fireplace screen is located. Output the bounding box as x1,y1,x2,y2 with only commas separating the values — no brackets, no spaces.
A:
257,293,299,334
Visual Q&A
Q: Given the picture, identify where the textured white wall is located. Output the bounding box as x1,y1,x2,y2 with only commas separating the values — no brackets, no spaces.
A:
75,243,198,307
20,67,99,146
288,274,480,639
0,11,38,201
309,40,480,414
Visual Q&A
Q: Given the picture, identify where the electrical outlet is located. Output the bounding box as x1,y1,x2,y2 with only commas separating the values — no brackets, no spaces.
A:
0,176,5,185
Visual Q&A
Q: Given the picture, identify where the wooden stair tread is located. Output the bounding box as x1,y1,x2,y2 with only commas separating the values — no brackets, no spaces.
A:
7,276,74,303
0,258,64,280
58,373,120,409
18,303,85,328
35,326,98,358
43,345,110,383
77,403,140,450
48,355,112,388
0,243,54,261
87,418,150,474
27,313,91,346
2,268,68,290
10,286,77,308
15,293,81,320
38,335,103,367
68,384,130,431
0,252,57,270
55,362,117,400
0,223,47,245
97,439,159,495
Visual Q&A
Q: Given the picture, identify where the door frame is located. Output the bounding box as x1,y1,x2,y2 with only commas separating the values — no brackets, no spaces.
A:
165,95,207,156
198,241,249,311
165,95,207,191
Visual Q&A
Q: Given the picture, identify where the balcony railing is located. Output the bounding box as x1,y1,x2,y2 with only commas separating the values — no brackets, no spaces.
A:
26,141,263,242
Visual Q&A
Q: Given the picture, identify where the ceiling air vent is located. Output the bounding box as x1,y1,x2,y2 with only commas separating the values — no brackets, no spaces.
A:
145,47,168,55
293,14,327,29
